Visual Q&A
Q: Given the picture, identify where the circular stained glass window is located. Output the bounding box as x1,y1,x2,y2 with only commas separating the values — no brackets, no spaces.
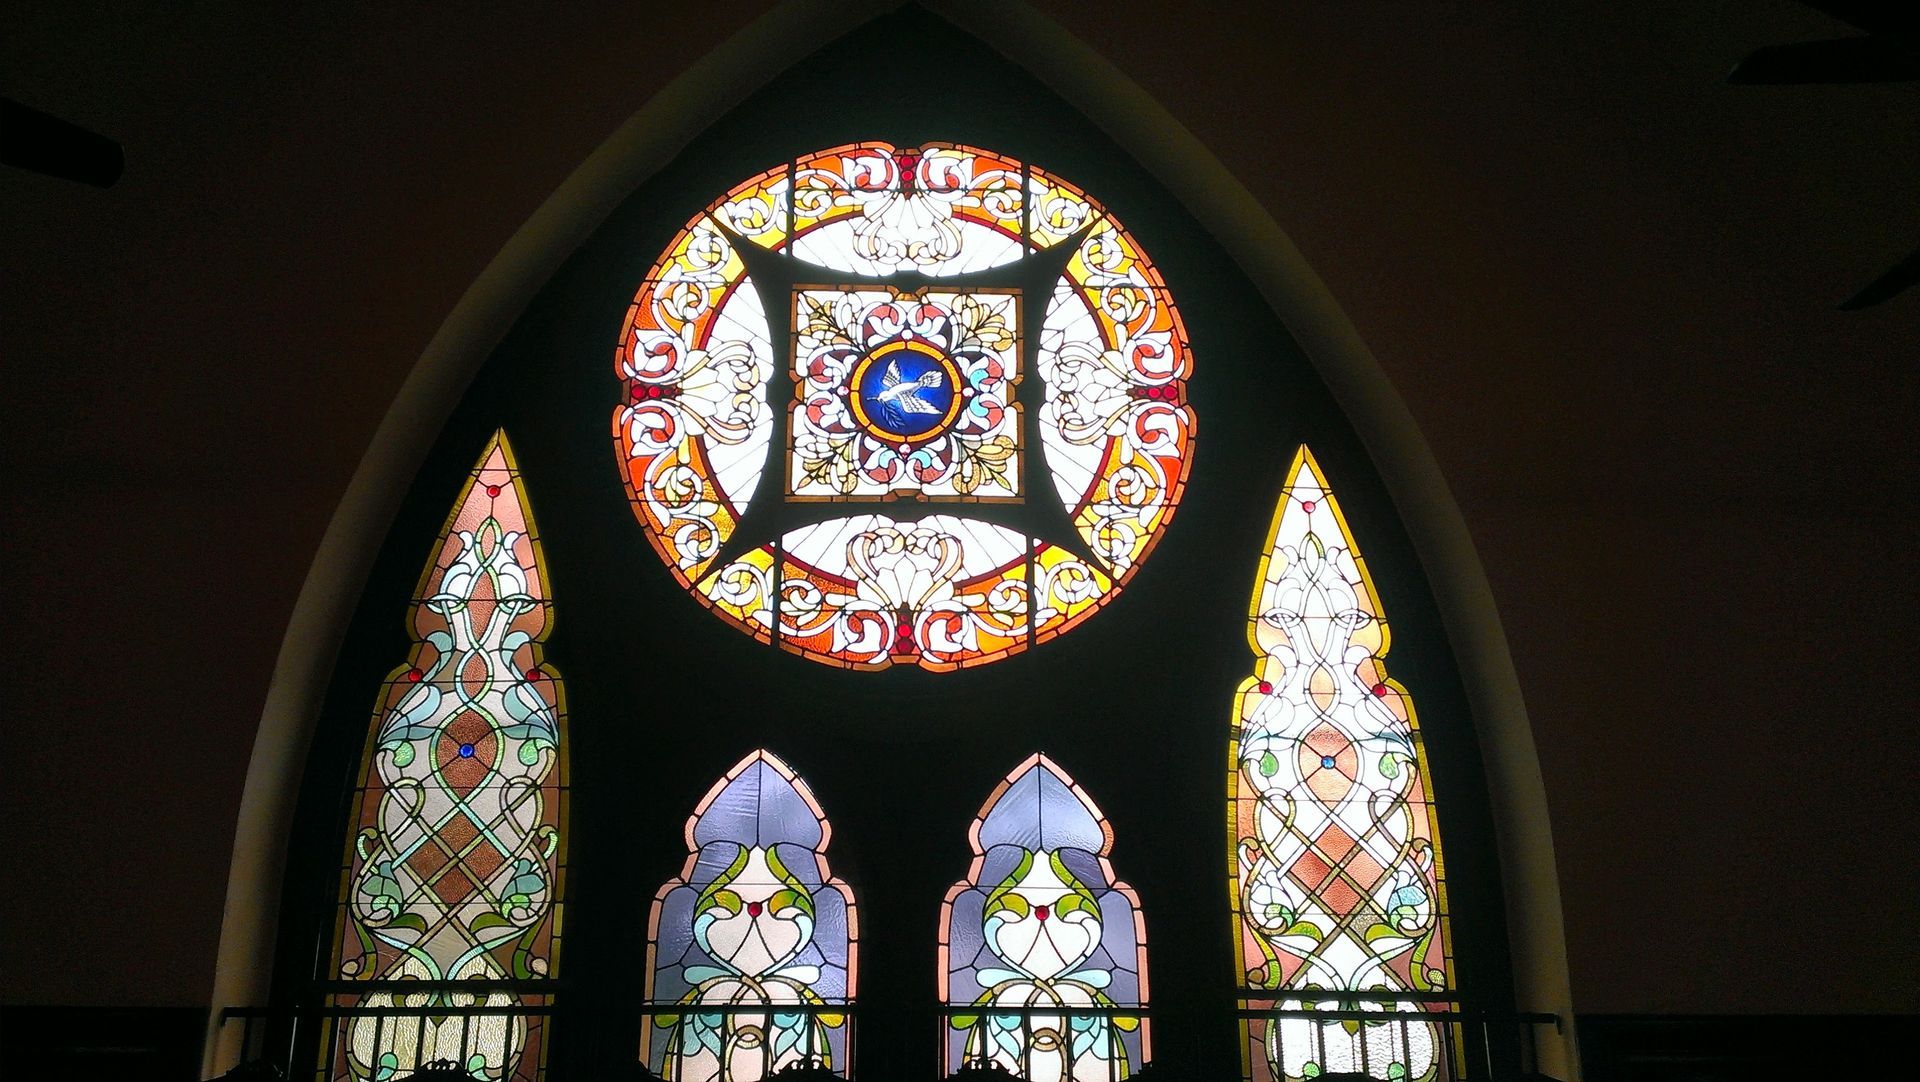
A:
612,142,1195,670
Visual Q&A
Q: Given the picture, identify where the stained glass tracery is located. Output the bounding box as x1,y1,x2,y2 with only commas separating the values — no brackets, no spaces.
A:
644,751,858,1082
941,755,1149,1082
613,142,1194,670
1230,448,1454,1082
331,431,565,1082
789,287,1022,501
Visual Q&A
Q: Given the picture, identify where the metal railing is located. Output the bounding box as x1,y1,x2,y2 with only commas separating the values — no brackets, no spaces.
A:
221,1001,556,1082
940,1004,1150,1082
1234,1001,1559,1082
215,1000,1557,1081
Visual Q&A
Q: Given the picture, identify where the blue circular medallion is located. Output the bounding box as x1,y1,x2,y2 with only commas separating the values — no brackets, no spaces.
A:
851,342,960,440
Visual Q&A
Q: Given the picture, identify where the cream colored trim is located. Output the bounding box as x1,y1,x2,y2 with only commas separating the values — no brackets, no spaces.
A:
209,2,1577,1076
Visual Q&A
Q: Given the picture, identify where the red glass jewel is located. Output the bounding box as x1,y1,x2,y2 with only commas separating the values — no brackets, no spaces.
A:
1257,681,1273,695
405,668,423,683
1035,905,1050,921
747,900,763,917
1372,683,1390,697
486,485,501,497
1302,500,1316,513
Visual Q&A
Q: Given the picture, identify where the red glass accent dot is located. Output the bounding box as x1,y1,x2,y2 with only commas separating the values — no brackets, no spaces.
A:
630,385,645,399
746,900,763,917
1301,500,1316,513
486,485,501,497
1034,905,1050,921
1372,683,1390,697
1256,681,1273,695
405,668,423,683
526,670,543,682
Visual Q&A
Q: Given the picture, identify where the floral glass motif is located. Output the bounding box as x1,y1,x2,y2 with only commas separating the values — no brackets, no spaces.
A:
1230,449,1454,1082
644,751,858,1082
941,755,1149,1082
613,142,1194,670
332,431,565,1082
790,288,1020,500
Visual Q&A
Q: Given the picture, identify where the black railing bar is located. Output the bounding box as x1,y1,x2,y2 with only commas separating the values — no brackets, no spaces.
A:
1237,1007,1558,1022
228,1002,861,1021
222,1005,562,1020
315,979,564,993
229,1002,1551,1024
635,1003,855,1015
937,1005,1150,1017
1242,1007,1458,1021
1237,990,1464,1003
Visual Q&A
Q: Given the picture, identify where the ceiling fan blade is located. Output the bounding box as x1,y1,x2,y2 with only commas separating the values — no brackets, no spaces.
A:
1,97,123,187
1802,4,1920,45
1838,246,1920,309
1728,36,1920,84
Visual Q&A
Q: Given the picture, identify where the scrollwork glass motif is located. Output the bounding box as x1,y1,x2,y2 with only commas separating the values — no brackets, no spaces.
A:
331,431,566,1082
1230,448,1454,1082
644,751,858,1082
612,142,1195,670
941,755,1149,1082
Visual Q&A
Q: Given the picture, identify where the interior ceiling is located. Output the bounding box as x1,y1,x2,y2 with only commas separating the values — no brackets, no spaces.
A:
4,1,1915,1013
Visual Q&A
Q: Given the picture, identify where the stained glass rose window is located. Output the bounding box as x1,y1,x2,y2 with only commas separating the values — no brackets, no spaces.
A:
613,143,1195,670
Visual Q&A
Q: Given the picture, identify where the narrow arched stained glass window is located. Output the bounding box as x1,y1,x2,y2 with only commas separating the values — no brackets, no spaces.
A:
331,431,566,1082
643,751,858,1082
1229,448,1455,1082
940,754,1149,1082
612,142,1195,671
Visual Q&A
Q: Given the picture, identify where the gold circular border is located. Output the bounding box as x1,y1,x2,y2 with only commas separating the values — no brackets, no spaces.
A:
844,338,966,447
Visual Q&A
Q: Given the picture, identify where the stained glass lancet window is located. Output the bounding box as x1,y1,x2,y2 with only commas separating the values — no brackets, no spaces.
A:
1229,448,1454,1082
612,142,1195,670
331,431,566,1082
940,754,1149,1082
643,751,858,1082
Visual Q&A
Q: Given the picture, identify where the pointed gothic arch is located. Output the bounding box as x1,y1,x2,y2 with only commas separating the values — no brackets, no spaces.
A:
211,3,1576,1078
643,750,858,1082
939,754,1149,1081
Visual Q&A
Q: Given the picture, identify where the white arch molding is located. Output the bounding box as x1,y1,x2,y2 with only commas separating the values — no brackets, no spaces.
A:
208,3,1580,1076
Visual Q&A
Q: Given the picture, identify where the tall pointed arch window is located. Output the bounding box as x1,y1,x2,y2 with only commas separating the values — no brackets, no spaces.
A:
940,754,1149,1082
329,432,567,1082
643,751,859,1082
1230,449,1455,1082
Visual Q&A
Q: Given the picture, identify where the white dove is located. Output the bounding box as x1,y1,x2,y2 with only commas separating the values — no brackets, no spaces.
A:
873,358,946,423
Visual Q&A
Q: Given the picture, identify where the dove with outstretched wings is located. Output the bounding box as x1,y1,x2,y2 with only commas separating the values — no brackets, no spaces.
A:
871,358,947,428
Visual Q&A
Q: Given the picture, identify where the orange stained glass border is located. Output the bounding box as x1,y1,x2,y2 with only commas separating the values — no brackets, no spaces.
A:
612,143,1195,671
773,542,1033,673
